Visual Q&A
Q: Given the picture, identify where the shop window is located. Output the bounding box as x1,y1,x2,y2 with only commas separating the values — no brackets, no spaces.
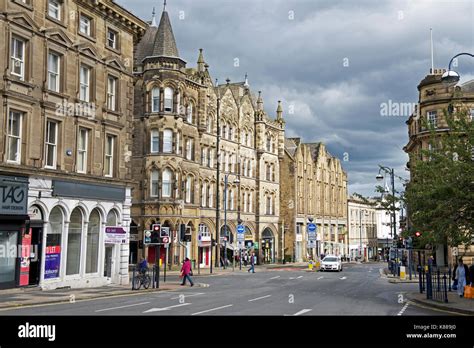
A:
86,209,100,274
66,208,83,275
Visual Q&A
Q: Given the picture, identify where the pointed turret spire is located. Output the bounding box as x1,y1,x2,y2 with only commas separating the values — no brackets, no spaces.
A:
151,2,180,58
151,7,157,27
257,91,263,110
276,100,283,120
197,48,205,72
244,73,249,88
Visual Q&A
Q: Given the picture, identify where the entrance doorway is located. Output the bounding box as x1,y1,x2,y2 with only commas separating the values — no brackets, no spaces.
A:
28,225,43,286
262,228,275,264
104,245,113,278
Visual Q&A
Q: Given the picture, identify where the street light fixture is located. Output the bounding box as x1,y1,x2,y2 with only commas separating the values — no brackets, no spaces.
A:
441,52,474,85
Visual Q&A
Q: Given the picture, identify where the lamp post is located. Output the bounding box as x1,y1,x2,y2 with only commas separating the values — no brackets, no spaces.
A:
441,52,474,85
376,165,398,273
223,173,240,270
213,79,221,272
359,209,368,262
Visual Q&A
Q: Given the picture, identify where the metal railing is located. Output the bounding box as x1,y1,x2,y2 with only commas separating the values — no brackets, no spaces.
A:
419,265,451,303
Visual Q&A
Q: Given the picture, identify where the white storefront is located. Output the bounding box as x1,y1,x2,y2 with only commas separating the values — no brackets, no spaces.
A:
27,177,131,290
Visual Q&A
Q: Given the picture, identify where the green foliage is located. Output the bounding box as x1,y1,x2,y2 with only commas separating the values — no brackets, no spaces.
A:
405,109,474,248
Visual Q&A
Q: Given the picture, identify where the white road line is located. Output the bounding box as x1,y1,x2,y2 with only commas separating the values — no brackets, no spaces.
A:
191,304,233,316
269,276,280,280
95,301,150,313
317,276,324,280
397,302,410,316
289,277,295,280
293,309,312,316
170,293,204,300
340,276,347,280
248,295,272,302
296,276,303,279
143,303,191,313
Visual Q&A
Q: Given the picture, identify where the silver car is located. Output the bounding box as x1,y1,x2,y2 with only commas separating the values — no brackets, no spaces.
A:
320,256,342,272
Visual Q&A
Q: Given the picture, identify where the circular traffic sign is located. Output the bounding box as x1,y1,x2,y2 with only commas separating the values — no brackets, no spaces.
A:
237,225,245,234
308,223,317,232
162,237,169,243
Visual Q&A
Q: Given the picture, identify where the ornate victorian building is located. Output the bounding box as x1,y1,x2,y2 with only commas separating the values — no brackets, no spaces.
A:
131,7,285,267
0,0,146,289
280,139,348,262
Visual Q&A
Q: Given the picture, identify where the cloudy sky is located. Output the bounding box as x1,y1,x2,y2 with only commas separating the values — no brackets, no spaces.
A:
117,0,474,197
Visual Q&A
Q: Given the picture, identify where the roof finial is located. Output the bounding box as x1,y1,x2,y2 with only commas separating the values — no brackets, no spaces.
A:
244,73,249,88
151,7,157,27
164,0,167,12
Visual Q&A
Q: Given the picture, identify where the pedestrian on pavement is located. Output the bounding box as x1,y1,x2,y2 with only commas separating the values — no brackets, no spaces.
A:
248,252,256,273
180,257,194,287
469,263,474,286
454,258,469,297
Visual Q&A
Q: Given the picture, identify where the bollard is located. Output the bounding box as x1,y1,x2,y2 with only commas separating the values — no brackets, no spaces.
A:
443,274,448,303
152,265,156,289
132,266,136,290
448,266,452,292
418,266,423,294
437,269,441,293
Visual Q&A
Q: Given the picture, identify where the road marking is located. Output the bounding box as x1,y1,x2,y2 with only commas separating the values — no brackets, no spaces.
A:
296,276,303,279
95,301,150,313
340,276,347,280
289,277,295,280
317,276,324,280
170,293,204,300
191,304,233,316
293,309,312,316
143,303,191,313
269,276,280,280
248,295,272,302
397,302,410,316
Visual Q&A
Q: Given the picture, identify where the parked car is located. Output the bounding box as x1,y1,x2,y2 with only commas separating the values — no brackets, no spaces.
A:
320,255,342,272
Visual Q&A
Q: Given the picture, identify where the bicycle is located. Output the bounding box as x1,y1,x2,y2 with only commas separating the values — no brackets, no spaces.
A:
133,269,151,290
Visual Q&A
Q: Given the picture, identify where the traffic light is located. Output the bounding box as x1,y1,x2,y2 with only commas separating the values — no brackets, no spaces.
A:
415,231,422,237
151,224,161,243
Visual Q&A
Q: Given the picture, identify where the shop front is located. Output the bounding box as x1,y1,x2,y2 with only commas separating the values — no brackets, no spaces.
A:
0,175,29,290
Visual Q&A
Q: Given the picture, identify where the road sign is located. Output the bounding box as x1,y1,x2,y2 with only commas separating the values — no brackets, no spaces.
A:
237,225,245,234
237,233,245,242
308,240,316,249
308,223,317,233
162,237,169,244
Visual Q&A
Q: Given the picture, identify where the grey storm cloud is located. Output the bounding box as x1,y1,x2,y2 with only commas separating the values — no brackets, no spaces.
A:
116,0,474,196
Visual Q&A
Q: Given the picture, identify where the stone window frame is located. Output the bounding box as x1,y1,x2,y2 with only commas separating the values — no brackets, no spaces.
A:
77,10,96,42
9,28,33,82
105,25,121,54
104,132,118,178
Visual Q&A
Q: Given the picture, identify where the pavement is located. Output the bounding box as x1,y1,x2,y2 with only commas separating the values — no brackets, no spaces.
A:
0,262,454,316
406,290,474,315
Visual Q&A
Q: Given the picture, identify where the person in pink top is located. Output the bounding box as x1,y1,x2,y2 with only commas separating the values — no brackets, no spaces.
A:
180,258,194,286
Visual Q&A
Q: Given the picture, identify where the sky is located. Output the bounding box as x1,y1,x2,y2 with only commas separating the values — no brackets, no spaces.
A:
117,0,474,197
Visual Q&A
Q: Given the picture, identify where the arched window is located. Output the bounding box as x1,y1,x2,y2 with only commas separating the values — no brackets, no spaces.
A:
86,209,101,274
201,182,207,207
66,208,83,275
150,169,159,197
151,88,160,112
208,183,213,208
164,87,173,112
266,135,272,152
163,129,173,153
162,168,172,198
221,123,226,138
187,102,194,124
177,91,181,114
243,191,248,212
151,129,159,153
185,175,193,203
107,210,118,226
248,192,253,212
229,189,234,210
229,126,233,141
248,160,252,177
47,206,63,278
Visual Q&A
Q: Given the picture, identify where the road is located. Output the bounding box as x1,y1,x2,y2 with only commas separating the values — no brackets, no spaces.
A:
0,262,452,316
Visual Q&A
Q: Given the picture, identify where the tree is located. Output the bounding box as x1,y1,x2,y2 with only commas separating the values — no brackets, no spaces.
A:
405,108,474,248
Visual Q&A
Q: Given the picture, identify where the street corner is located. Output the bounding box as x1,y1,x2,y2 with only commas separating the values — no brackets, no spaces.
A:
406,292,474,316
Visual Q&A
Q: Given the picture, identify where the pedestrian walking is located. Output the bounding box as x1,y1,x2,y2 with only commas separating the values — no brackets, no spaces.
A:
469,263,474,286
248,252,256,273
180,257,194,287
454,258,469,297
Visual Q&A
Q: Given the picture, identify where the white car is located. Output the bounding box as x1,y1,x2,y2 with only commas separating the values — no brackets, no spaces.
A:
320,255,342,272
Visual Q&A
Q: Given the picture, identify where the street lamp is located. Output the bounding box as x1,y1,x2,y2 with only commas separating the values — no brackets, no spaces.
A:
223,173,240,270
213,79,221,272
441,52,474,85
359,209,368,262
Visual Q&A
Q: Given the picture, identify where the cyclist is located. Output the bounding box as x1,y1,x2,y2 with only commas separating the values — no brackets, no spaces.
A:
139,257,148,275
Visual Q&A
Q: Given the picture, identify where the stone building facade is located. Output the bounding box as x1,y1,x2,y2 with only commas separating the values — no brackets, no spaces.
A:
131,7,285,267
348,196,377,261
0,0,146,289
280,139,348,262
404,69,474,266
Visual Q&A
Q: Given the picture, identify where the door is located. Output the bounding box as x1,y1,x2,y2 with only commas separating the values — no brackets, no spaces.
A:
104,245,113,278
29,226,42,286
0,230,19,289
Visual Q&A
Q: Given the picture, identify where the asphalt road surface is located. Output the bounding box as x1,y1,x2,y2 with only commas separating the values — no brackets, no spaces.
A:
0,262,453,316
